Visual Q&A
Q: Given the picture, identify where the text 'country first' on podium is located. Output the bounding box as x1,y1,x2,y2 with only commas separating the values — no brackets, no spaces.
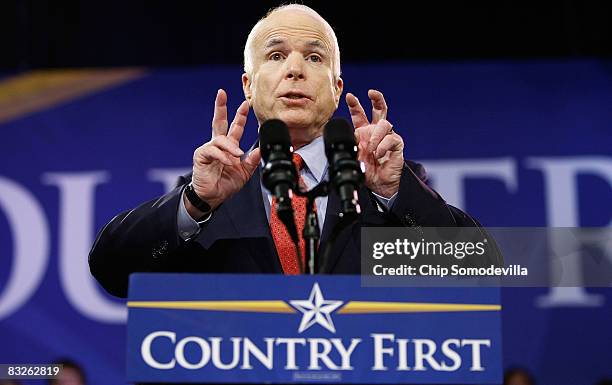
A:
126,274,502,384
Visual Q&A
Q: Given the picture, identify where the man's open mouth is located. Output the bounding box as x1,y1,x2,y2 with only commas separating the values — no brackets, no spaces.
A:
280,91,311,100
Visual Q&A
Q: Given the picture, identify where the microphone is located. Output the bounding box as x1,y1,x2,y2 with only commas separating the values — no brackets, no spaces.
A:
324,118,364,217
259,119,301,254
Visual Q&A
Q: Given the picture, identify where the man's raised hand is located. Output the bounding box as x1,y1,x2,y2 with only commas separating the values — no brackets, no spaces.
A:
346,89,404,199
187,89,261,218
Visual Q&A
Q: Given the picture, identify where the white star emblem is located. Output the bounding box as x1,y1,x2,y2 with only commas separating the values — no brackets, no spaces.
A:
289,283,344,333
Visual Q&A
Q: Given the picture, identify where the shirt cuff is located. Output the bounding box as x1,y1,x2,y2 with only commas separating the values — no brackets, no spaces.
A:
371,191,398,211
177,189,212,240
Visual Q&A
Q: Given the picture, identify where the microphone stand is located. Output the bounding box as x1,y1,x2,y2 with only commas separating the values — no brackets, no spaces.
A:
295,182,328,274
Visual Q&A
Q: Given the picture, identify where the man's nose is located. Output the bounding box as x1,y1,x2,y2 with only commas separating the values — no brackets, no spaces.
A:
284,53,305,80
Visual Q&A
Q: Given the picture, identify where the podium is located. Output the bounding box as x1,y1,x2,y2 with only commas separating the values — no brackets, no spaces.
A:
126,274,502,384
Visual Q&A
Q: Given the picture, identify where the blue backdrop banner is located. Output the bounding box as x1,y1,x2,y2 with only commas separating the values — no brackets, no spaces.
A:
0,60,610,385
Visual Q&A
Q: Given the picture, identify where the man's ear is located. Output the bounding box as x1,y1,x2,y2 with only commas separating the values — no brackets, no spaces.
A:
242,73,253,104
334,77,344,107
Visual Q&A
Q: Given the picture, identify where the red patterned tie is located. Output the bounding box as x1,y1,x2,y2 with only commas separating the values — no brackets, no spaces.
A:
269,153,313,275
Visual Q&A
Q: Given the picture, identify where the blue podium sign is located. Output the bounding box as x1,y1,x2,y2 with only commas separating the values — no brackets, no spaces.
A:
127,274,502,384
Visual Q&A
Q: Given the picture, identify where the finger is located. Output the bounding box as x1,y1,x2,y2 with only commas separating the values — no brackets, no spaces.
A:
196,145,233,166
357,141,376,167
354,125,371,147
211,136,244,157
355,127,372,159
368,89,388,124
367,119,393,153
228,100,250,143
375,133,403,159
345,93,370,128
241,148,261,175
212,89,229,137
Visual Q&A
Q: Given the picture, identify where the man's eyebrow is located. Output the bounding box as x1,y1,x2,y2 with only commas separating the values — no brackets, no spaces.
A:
264,38,286,49
264,38,328,51
307,40,326,50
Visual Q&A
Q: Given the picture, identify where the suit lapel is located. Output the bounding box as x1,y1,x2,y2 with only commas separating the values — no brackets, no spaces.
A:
319,189,340,250
319,188,355,273
320,185,387,273
195,163,281,273
225,166,282,273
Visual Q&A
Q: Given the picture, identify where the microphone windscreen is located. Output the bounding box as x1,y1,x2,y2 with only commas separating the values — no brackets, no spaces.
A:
259,119,291,162
324,118,355,158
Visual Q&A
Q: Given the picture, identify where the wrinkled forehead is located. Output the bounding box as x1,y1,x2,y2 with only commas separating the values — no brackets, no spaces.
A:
251,10,334,55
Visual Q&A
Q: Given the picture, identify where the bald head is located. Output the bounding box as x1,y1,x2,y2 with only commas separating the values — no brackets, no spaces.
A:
243,4,341,79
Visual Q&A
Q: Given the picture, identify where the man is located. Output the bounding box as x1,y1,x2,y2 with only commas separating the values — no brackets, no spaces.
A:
89,4,492,298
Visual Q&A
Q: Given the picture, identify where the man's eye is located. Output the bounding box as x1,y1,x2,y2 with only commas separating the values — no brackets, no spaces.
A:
269,53,283,61
308,55,322,63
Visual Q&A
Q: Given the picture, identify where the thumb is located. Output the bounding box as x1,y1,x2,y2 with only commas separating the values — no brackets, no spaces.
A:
241,148,261,175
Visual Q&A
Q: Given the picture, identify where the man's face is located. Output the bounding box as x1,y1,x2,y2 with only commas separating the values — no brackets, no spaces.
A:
243,10,343,145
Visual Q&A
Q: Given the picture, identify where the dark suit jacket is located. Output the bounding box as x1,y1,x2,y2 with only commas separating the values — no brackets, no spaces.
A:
89,161,498,298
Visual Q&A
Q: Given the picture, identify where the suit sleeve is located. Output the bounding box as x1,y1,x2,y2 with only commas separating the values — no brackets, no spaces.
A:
388,161,503,266
390,161,458,226
88,174,204,298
